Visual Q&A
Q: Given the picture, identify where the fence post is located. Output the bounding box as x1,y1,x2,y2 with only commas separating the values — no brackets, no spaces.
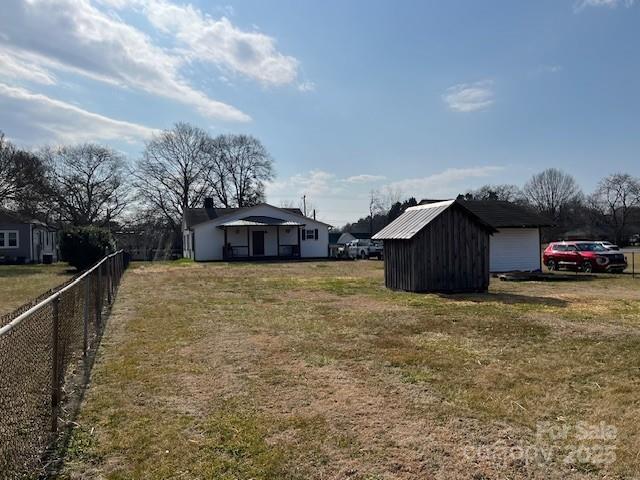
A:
96,266,102,328
83,276,90,356
51,295,61,433
107,257,112,305
116,253,121,287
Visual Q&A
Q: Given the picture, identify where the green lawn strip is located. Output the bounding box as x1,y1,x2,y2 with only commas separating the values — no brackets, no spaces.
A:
0,263,73,316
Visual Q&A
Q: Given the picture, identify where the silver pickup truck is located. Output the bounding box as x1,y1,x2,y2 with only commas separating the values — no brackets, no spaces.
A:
346,239,383,259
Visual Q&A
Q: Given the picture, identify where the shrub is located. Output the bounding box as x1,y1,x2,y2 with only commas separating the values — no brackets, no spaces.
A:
60,227,115,271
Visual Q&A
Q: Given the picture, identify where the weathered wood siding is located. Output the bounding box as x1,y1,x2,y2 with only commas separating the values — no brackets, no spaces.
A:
383,205,491,293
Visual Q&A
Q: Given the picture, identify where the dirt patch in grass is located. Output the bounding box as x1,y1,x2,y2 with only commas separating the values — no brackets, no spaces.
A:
60,261,640,479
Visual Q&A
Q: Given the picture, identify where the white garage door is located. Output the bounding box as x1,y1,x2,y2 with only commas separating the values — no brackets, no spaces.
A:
490,228,541,272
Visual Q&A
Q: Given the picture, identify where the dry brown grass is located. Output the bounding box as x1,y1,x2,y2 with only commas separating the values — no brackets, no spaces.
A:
0,263,73,316
60,261,640,479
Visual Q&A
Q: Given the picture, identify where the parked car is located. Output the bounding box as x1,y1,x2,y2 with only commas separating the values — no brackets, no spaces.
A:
629,234,640,246
596,241,620,251
543,241,627,273
346,239,383,259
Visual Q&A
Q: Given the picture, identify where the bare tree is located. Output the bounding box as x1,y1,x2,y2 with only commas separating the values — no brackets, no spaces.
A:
379,185,403,212
134,123,214,230
590,173,640,243
0,132,54,220
369,189,384,235
463,184,523,202
0,132,17,204
523,168,582,222
207,134,274,208
46,144,128,226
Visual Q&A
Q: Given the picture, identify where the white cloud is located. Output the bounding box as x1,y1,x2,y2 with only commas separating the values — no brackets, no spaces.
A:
266,166,506,228
138,0,299,86
344,174,386,184
267,170,339,197
0,48,56,85
574,0,635,10
98,0,301,87
297,81,316,92
0,0,250,121
443,81,494,112
385,166,504,198
540,64,563,73
0,82,156,144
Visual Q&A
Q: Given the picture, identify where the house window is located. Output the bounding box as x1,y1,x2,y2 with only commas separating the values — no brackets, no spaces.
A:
0,231,18,248
306,229,315,240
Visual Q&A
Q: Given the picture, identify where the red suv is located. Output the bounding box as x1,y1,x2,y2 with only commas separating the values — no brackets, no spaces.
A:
544,241,627,273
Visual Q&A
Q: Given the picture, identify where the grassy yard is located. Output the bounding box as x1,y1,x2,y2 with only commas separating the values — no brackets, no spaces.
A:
60,261,640,479
0,263,73,317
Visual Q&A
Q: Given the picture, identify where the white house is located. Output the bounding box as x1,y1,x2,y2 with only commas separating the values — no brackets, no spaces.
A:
183,200,331,261
419,199,552,272
461,200,552,272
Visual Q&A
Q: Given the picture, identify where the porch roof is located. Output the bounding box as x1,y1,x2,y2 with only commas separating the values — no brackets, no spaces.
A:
218,216,305,228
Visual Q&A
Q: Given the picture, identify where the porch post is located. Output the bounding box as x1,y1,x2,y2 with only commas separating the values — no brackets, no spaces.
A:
224,227,228,259
247,226,250,258
297,226,301,258
277,226,280,257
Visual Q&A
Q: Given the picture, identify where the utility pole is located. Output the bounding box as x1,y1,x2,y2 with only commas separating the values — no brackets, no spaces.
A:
302,195,307,217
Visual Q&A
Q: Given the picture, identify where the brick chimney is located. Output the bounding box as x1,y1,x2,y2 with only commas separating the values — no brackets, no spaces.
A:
204,197,214,209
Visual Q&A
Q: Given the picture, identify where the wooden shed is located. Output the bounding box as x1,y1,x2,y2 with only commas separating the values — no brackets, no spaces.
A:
372,200,496,293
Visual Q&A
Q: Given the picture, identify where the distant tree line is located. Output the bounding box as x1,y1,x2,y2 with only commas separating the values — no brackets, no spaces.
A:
0,123,275,256
342,168,640,245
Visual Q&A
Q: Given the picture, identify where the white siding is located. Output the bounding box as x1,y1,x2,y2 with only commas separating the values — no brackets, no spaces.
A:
193,222,226,261
32,227,58,263
190,204,329,261
489,228,541,272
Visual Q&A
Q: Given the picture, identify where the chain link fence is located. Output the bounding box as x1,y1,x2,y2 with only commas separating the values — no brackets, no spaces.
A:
0,251,128,479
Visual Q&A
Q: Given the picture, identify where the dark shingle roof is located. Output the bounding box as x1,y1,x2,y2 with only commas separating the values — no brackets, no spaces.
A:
184,208,237,228
0,208,49,227
459,200,552,228
328,232,342,244
184,206,305,228
220,216,305,227
346,232,371,239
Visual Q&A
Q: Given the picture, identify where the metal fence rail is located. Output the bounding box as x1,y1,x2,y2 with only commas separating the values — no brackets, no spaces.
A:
0,251,128,479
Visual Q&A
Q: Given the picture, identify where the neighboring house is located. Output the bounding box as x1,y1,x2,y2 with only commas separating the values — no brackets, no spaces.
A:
373,200,496,293
328,232,342,258
460,200,552,272
329,232,370,257
183,199,331,261
419,199,552,272
0,208,59,264
336,232,370,245
562,226,609,241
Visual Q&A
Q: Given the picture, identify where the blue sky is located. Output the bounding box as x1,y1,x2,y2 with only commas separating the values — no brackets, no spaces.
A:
1,0,639,226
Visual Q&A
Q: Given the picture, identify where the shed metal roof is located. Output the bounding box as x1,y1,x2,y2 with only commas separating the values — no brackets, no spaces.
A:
372,200,454,240
372,200,496,240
